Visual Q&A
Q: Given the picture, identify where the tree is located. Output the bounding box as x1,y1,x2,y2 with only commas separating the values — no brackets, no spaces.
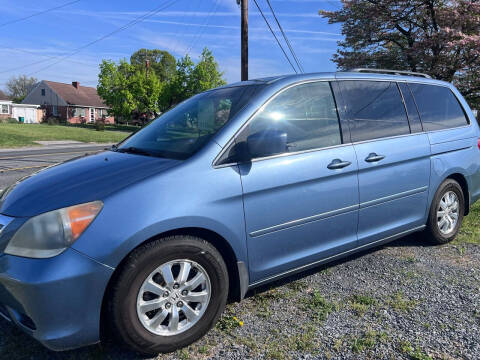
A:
97,60,136,119
159,48,226,111
98,47,226,118
129,69,163,116
130,49,176,82
98,59,164,119
320,0,480,108
158,55,196,110
190,48,227,94
6,75,37,102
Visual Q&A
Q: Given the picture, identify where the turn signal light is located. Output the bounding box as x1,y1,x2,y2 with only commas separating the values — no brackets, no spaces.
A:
67,202,103,240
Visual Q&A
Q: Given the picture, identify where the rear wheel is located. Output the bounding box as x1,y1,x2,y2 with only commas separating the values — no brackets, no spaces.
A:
425,179,465,244
109,236,229,355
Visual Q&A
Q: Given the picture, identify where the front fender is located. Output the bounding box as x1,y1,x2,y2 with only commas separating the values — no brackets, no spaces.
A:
71,160,247,270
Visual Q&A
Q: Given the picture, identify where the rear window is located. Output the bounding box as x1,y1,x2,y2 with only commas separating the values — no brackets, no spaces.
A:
338,80,410,142
408,83,468,131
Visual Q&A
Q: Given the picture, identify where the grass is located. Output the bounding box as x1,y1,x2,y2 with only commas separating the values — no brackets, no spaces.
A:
399,340,433,360
349,294,377,316
455,201,480,245
351,329,388,353
0,123,130,148
303,291,339,322
387,292,418,312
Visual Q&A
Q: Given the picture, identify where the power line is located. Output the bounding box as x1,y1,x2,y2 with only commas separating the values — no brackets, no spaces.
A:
5,47,90,66
0,0,82,28
186,0,220,55
0,46,93,75
265,0,304,73
25,0,179,76
252,0,298,74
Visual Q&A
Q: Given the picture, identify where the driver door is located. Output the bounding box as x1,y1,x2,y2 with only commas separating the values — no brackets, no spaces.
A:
236,81,360,283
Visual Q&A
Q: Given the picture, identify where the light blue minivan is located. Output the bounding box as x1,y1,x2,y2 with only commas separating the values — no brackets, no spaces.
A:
0,69,479,354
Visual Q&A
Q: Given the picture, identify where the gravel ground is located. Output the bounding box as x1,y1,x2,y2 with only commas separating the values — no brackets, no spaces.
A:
1,232,479,360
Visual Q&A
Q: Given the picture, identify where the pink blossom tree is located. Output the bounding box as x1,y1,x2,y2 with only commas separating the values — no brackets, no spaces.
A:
320,0,480,108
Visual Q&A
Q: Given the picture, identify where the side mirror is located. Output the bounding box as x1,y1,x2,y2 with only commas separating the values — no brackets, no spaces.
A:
246,130,288,159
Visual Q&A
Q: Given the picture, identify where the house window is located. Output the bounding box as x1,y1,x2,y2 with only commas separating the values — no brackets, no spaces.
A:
52,105,58,116
98,108,108,117
1,105,9,114
41,89,46,96
76,107,86,117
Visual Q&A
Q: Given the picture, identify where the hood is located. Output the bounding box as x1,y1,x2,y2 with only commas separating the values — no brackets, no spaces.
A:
0,151,181,217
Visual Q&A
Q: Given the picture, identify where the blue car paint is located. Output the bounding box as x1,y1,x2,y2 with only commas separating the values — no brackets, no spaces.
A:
239,144,359,283
0,71,479,351
352,133,431,246
0,248,113,350
0,151,182,217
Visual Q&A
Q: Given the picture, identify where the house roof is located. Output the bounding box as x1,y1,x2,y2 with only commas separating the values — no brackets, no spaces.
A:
44,80,107,108
0,90,10,101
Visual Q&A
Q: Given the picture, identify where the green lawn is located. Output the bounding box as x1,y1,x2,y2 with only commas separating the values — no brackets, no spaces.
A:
0,123,130,148
456,201,480,245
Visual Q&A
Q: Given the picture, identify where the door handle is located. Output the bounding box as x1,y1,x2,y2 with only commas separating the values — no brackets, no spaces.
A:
327,159,352,170
365,153,386,163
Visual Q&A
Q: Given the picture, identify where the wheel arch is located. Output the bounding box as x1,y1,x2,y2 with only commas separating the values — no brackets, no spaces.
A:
445,173,470,215
99,227,246,340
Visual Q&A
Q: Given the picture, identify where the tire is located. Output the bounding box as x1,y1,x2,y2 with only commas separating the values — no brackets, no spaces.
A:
108,235,229,355
425,179,465,244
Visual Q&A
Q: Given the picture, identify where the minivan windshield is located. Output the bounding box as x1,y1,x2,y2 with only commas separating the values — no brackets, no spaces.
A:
116,85,263,160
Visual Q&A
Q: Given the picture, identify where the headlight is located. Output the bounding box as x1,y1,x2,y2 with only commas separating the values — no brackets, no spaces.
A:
4,201,103,258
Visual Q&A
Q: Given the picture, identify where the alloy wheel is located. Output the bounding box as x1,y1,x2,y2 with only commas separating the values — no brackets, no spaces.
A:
136,259,211,336
436,191,459,235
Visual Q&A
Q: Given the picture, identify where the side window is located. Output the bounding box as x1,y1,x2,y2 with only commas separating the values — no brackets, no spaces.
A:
408,83,469,131
339,81,410,142
236,81,342,159
398,83,423,133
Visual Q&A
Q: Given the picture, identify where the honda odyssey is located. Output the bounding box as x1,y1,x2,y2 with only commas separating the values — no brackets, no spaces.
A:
0,69,479,355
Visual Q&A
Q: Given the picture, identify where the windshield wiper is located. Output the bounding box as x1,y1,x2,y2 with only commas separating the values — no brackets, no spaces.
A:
116,146,153,157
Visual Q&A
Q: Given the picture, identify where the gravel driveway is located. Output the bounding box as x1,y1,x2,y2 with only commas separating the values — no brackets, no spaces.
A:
1,232,478,360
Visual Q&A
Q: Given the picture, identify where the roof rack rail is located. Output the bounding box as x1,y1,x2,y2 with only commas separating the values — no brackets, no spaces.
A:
348,68,432,79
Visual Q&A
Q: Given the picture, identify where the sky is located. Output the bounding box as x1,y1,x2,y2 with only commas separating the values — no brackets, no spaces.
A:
0,0,343,91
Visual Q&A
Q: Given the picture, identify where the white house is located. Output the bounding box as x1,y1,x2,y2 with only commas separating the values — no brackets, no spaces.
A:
0,94,42,123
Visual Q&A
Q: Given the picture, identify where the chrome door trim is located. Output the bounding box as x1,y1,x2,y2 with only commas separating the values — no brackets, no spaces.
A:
359,186,428,209
249,225,426,288
214,142,353,169
249,204,359,238
249,186,428,238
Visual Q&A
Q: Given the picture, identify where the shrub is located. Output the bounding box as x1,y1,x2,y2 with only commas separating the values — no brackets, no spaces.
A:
95,120,105,131
0,117,18,124
46,117,60,125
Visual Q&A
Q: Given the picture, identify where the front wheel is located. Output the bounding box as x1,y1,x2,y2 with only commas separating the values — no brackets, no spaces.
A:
108,236,229,355
425,179,465,244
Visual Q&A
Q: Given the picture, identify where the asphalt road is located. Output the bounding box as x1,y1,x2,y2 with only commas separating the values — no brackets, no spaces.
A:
0,145,109,189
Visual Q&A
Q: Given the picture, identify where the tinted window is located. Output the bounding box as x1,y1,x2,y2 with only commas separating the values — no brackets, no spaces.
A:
408,83,468,131
237,81,342,158
339,81,410,142
398,83,422,133
118,85,263,160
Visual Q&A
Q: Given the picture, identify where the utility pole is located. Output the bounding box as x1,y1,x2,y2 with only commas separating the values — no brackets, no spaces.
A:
238,0,248,81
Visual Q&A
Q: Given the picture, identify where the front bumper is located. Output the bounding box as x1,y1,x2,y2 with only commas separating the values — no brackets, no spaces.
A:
0,247,114,351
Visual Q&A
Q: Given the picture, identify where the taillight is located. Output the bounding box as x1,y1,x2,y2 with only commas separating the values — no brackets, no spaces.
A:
478,138,480,150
